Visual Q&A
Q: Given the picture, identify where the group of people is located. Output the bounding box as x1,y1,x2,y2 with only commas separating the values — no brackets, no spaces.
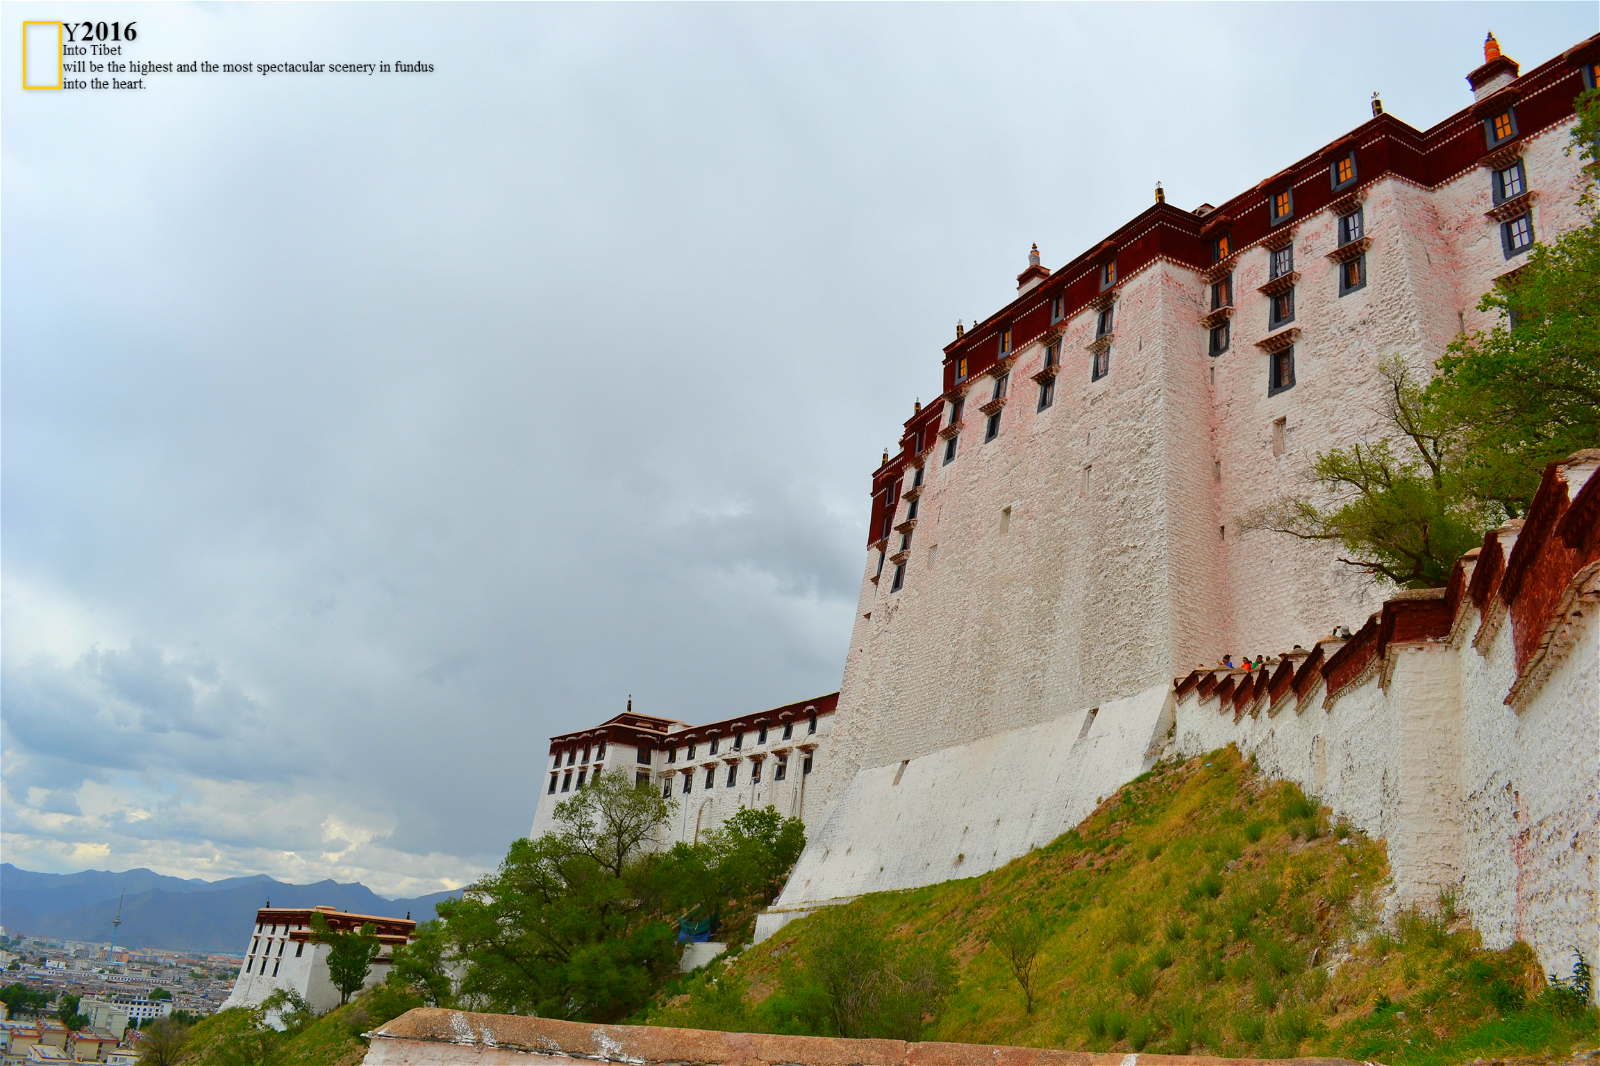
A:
1216,654,1270,673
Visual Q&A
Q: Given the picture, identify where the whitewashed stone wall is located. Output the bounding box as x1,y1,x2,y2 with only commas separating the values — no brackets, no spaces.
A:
223,936,388,1017
1171,588,1597,990
757,684,1173,940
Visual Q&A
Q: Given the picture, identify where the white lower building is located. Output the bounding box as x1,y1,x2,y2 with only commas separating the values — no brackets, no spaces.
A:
221,905,416,1016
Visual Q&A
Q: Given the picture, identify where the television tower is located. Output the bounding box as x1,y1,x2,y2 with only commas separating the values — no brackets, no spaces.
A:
108,891,124,968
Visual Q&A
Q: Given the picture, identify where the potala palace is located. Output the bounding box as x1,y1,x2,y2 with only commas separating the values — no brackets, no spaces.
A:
531,32,1600,989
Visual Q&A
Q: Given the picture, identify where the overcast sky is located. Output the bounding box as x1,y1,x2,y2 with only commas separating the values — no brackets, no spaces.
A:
3,2,1593,898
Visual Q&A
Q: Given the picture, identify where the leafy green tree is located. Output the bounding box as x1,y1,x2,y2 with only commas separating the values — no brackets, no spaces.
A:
136,1017,190,1066
1241,358,1494,587
440,776,679,1020
258,988,316,1033
56,992,88,1031
384,919,456,1008
1244,90,1600,587
801,906,955,1039
310,912,382,1006
991,908,1047,1013
146,987,172,1001
0,982,48,1016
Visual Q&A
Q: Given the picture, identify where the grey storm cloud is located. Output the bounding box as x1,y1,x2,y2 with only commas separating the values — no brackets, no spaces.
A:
3,2,1592,894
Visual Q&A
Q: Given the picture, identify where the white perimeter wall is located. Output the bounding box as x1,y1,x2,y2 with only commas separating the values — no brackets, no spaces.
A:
758,684,1173,940
1172,605,1598,990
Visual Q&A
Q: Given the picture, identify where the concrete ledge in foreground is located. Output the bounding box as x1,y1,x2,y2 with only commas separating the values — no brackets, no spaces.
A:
364,1008,1375,1066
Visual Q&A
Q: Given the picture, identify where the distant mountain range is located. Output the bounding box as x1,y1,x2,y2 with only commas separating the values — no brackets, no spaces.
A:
0,865,461,954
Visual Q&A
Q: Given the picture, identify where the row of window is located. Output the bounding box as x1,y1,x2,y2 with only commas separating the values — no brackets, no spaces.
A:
243,936,304,976
552,739,607,768
662,752,815,797
1491,158,1535,259
666,715,817,762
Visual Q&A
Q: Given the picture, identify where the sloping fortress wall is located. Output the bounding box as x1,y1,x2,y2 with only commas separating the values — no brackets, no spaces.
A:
1171,453,1600,986
759,684,1173,938
806,34,1600,831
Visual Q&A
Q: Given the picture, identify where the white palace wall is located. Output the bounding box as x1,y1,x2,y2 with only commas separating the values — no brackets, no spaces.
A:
758,683,1174,940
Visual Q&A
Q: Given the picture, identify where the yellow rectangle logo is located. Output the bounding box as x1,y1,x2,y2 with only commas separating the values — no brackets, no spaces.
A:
23,21,63,89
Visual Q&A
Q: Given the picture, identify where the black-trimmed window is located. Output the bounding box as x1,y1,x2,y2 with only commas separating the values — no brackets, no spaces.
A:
1211,275,1232,310
758,725,768,744
890,562,905,592
597,740,607,759
704,766,715,789
1101,260,1117,289
1269,347,1296,396
955,356,968,381
1091,346,1110,382
547,774,558,795
775,755,788,781
912,463,924,487
1585,61,1600,90
1487,108,1518,148
751,759,762,783
667,747,678,764
782,721,793,740
906,497,918,521
1096,305,1114,337
733,732,743,751
1050,293,1065,323
566,749,576,766
942,435,957,464
1269,289,1295,329
1270,245,1294,279
1339,255,1366,296
1209,323,1230,355
1501,213,1533,258
1492,160,1526,205
1213,233,1232,262
661,780,672,799
575,769,587,789
581,744,590,764
726,764,737,787
1270,188,1294,225
1337,208,1363,245
687,743,696,759
295,942,304,958
1331,152,1357,190
561,770,572,792
875,550,885,578
808,713,817,734
998,329,1012,356
709,735,719,755
1039,341,1058,411
803,754,814,774
635,770,649,786
898,529,911,552
682,772,692,794
984,374,1006,441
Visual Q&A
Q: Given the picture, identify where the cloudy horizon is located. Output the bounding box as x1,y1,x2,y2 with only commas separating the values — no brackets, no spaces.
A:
4,2,1593,898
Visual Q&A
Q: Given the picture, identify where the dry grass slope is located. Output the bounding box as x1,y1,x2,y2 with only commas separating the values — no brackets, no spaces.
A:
647,749,1596,1066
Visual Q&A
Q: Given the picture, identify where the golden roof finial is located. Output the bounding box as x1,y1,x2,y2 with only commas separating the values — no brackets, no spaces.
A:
1485,31,1501,62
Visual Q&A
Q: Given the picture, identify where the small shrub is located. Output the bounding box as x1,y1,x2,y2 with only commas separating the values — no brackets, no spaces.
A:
1370,932,1396,958
1272,1004,1316,1051
1152,946,1174,970
1128,1013,1154,1051
1287,822,1303,841
1163,916,1186,943
1145,843,1163,861
1255,975,1279,1010
1086,1000,1109,1038
1302,820,1320,840
1126,965,1156,1000
1489,977,1525,1014
1234,1011,1267,1044
1106,1007,1130,1042
1245,821,1266,843
1116,909,1146,945
1333,821,1351,840
1110,949,1136,976
1282,795,1316,822
1191,872,1224,899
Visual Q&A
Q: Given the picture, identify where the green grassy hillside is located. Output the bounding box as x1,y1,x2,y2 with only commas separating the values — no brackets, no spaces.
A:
647,748,1595,1065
